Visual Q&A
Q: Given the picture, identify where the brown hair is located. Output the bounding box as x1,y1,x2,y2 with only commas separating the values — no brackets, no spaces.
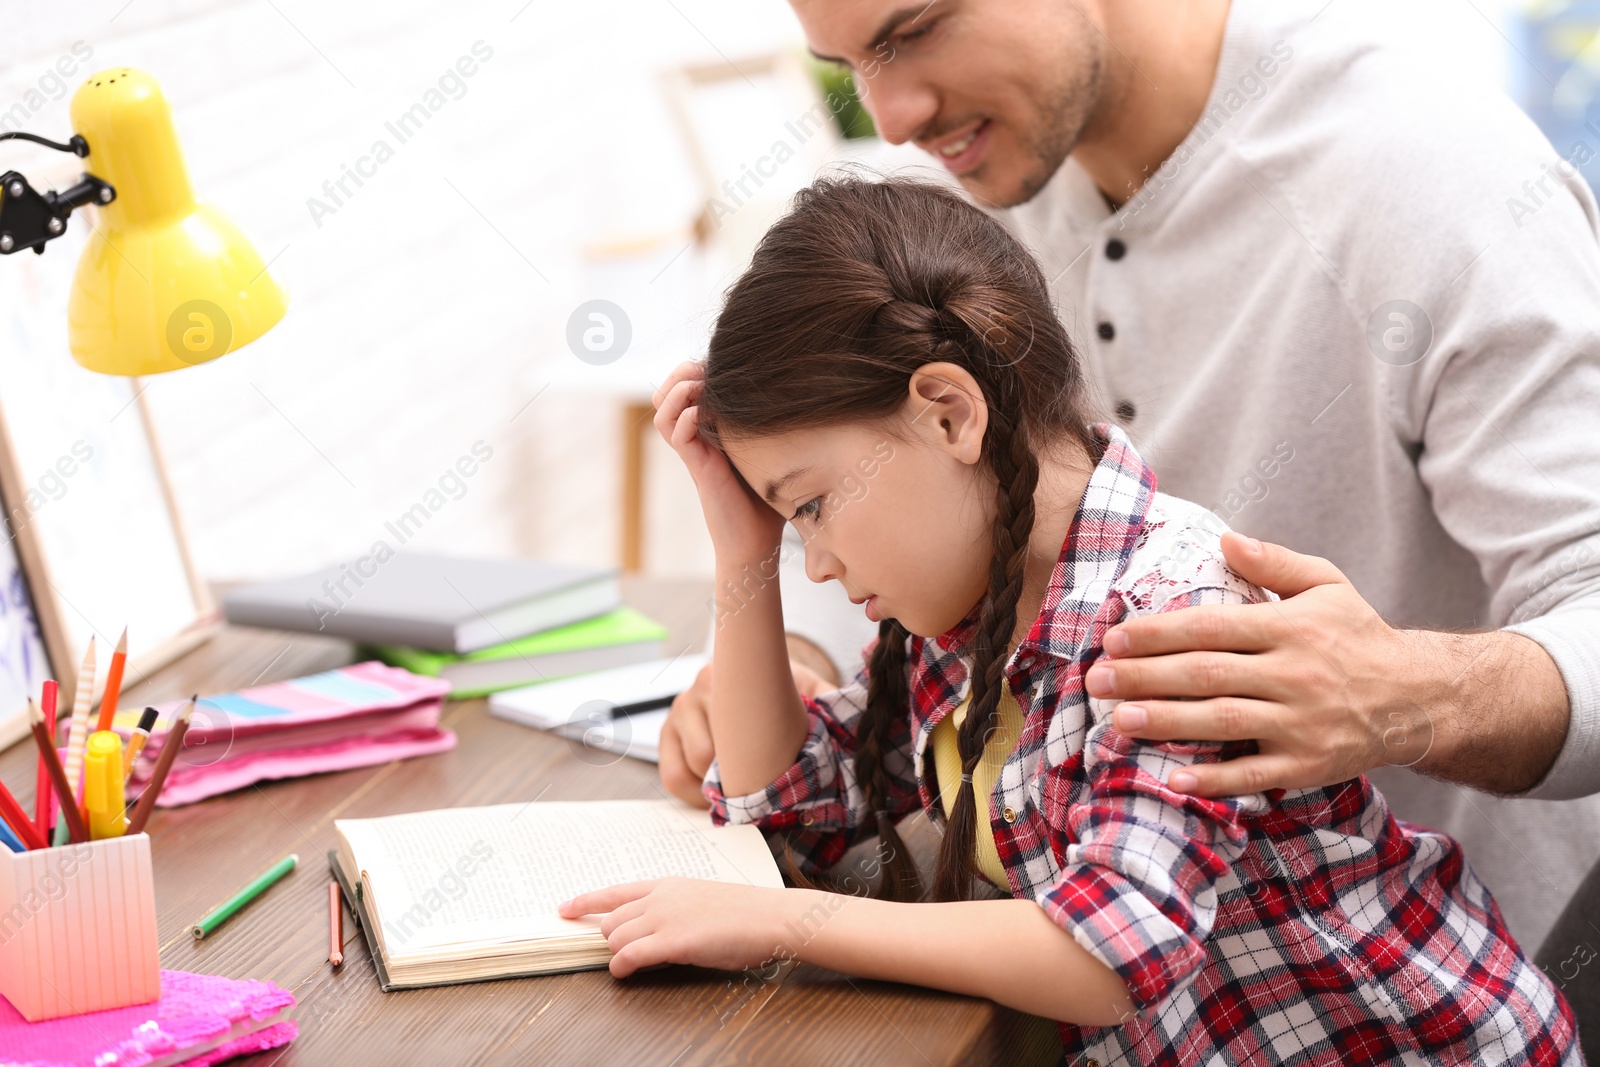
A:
699,176,1100,902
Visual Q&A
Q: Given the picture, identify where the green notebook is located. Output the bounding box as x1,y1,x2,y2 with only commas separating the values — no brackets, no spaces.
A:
372,607,670,698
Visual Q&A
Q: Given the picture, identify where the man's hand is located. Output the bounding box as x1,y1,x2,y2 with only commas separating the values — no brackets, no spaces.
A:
1095,533,1570,797
659,645,838,808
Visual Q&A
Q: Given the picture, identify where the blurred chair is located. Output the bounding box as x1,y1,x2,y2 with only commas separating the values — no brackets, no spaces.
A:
541,53,877,572
661,51,843,282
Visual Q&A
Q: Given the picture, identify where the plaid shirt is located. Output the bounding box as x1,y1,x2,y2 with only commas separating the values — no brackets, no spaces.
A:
705,424,1579,1066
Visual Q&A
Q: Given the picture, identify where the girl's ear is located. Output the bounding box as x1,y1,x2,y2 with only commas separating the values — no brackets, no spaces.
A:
906,362,988,466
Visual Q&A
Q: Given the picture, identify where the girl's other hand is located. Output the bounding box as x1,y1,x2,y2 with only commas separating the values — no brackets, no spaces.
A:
652,361,786,562
660,655,843,808
558,878,792,978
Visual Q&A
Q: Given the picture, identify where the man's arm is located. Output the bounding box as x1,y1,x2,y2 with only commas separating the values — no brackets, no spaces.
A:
1090,533,1574,797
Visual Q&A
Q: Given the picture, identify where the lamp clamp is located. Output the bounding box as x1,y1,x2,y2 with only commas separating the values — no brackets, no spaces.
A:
0,131,116,256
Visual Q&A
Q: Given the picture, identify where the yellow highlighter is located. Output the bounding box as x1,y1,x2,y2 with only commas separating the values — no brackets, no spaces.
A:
85,730,127,840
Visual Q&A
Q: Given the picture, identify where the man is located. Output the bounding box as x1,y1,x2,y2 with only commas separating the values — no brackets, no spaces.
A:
662,0,1600,956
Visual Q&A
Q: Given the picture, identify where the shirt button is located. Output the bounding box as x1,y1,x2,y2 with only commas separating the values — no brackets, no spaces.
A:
800,811,815,826
1096,321,1115,341
1115,399,1137,422
1105,238,1126,260
1002,806,1017,823
1088,1060,1102,1067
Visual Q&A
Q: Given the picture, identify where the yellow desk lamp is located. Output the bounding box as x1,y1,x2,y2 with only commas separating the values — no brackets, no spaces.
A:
0,68,286,374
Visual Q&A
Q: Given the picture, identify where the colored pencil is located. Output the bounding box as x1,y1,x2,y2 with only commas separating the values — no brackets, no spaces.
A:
122,706,160,786
30,699,88,845
0,776,46,850
56,637,96,846
125,696,194,835
95,627,129,734
328,881,344,966
34,679,57,837
191,853,298,939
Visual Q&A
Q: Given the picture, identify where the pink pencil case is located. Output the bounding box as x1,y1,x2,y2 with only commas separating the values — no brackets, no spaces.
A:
113,662,455,806
130,727,457,807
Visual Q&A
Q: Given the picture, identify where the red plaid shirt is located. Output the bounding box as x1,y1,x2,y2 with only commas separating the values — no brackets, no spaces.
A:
705,424,1578,1066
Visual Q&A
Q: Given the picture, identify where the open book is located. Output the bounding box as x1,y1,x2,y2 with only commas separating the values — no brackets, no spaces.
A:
331,799,785,989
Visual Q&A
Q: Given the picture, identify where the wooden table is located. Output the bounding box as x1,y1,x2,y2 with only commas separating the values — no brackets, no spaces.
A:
0,579,1062,1066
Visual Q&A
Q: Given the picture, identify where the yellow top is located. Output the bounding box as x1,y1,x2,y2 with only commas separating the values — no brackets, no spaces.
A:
930,682,1026,890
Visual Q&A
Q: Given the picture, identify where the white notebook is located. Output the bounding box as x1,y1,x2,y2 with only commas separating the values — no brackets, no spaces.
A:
488,654,708,764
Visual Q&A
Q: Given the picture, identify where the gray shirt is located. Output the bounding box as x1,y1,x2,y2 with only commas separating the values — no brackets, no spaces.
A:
779,0,1600,953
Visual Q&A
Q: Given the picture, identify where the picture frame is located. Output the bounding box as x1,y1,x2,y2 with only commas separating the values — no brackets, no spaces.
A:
0,221,218,750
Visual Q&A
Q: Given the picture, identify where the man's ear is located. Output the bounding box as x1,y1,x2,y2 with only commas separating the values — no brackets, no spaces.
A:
906,362,987,466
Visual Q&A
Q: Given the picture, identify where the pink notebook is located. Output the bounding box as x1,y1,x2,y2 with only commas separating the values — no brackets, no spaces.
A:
0,969,297,1067
112,662,455,807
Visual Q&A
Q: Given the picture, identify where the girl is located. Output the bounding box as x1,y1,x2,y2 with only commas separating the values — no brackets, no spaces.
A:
558,178,1578,1065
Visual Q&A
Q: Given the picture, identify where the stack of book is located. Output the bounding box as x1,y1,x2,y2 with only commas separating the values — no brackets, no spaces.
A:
222,554,671,697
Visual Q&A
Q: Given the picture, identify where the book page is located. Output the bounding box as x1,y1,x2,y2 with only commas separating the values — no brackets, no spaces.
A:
337,799,782,954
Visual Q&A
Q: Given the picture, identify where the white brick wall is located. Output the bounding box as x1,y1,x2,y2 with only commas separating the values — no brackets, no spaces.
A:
0,0,806,584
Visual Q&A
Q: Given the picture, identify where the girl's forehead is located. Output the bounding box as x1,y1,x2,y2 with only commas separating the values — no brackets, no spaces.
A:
724,423,903,496
724,422,891,464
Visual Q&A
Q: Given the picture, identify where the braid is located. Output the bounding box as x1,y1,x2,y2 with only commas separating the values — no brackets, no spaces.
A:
929,392,1039,901
855,619,923,902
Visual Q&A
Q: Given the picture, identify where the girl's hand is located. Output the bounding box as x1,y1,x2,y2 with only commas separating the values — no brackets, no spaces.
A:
652,361,785,562
660,657,843,808
558,878,792,978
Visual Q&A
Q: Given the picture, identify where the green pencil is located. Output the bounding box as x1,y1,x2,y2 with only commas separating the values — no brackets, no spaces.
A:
191,853,298,939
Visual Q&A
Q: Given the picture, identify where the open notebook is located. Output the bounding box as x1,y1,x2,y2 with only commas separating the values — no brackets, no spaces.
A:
330,799,783,990
487,654,708,764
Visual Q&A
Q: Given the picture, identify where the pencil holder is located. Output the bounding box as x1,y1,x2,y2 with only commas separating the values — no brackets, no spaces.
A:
0,833,161,1021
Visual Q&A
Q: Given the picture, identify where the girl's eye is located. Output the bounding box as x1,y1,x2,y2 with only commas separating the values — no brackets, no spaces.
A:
792,497,824,523
896,21,935,46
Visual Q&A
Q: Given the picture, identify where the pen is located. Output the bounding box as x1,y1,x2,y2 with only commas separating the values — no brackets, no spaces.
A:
603,694,676,718
30,699,88,844
84,730,127,840
328,881,343,966
95,627,129,734
126,696,194,835
122,706,160,786
34,679,57,838
57,637,96,846
191,853,298,939
0,775,47,850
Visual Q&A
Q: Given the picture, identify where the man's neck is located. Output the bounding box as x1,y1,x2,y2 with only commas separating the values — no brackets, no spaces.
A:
1071,0,1233,208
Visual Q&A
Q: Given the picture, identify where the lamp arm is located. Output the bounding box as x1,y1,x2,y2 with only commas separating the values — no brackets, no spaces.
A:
0,130,114,256
0,131,89,157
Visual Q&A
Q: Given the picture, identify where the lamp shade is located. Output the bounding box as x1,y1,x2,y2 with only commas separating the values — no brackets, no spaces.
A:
66,68,286,375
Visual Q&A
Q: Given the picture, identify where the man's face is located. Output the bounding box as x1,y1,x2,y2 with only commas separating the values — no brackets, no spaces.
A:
793,0,1107,207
